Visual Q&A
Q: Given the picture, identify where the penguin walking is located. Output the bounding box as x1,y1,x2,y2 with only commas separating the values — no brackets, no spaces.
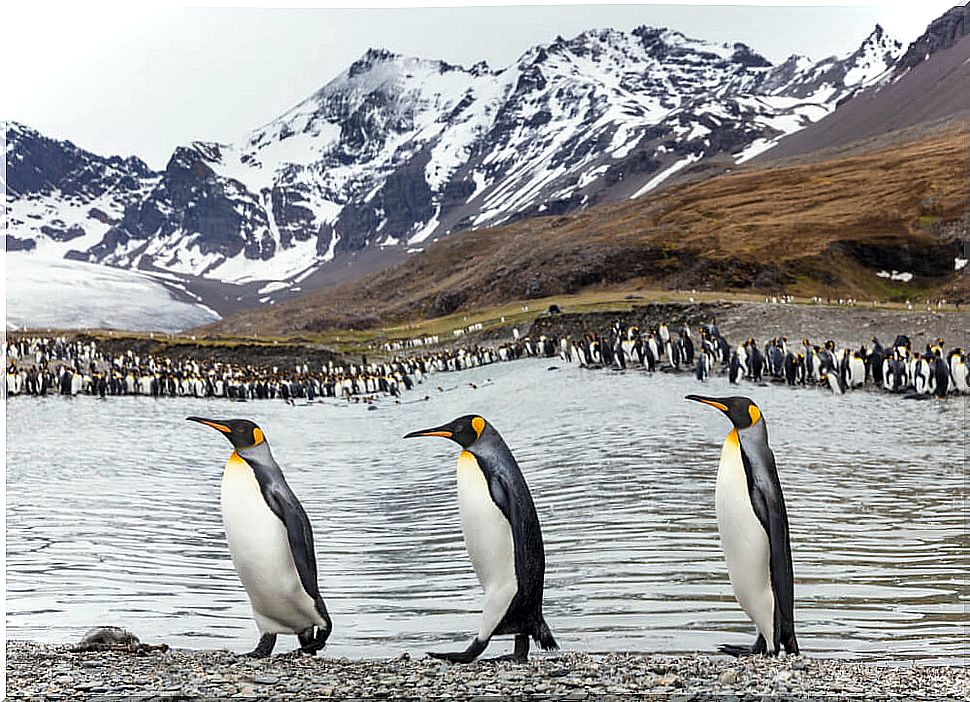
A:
684,396,799,657
187,417,332,658
404,415,557,663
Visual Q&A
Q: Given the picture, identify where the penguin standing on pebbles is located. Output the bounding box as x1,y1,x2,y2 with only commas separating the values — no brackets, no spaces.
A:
685,396,799,657
405,415,557,663
188,417,332,658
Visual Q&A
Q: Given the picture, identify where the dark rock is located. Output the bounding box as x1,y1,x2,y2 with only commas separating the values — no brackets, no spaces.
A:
893,6,968,76
4,123,154,198
729,43,772,68
78,627,140,647
40,223,86,242
431,288,468,316
6,235,36,251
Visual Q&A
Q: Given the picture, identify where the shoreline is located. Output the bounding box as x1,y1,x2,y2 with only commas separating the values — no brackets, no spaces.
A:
7,641,969,698
6,300,968,405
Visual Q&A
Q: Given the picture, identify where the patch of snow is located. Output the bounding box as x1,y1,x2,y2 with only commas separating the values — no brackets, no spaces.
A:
257,281,290,295
578,164,610,189
213,235,322,284
630,153,702,199
955,258,968,271
409,206,441,244
735,138,776,164
466,170,489,203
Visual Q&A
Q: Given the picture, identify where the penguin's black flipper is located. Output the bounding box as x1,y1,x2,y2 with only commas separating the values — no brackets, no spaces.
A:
473,442,554,648
739,442,797,654
476,448,546,611
262,484,325,605
237,450,325,608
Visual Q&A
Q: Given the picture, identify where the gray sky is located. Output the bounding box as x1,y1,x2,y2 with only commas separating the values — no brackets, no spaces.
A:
4,1,958,169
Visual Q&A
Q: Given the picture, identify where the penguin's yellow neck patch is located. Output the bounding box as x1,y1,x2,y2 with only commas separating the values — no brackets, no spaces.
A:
457,450,480,477
748,405,762,425
226,451,249,473
725,428,740,447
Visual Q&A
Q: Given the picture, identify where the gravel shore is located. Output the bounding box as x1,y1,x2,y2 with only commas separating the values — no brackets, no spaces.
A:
7,641,968,699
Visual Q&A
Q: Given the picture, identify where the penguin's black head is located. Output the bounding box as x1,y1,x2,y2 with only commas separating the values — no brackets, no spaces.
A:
404,414,488,448
685,395,762,430
187,417,265,449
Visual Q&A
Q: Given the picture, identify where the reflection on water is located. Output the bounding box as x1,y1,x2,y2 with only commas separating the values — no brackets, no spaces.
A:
6,359,967,663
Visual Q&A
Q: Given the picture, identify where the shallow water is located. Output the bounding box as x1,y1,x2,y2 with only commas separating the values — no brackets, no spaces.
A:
6,359,967,663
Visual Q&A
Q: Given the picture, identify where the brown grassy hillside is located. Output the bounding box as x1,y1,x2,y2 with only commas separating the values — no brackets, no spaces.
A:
202,129,968,336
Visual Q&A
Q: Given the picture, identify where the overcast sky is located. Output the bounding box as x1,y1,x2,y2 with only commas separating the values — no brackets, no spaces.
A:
3,1,958,169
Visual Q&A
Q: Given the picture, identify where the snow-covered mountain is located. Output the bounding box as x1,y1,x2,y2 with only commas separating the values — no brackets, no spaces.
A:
6,23,904,296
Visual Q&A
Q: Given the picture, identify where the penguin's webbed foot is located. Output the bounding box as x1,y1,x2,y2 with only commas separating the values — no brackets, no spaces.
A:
483,653,528,663
242,633,277,658
280,648,311,658
427,637,488,664
483,634,530,663
427,649,481,664
718,643,756,657
719,635,768,658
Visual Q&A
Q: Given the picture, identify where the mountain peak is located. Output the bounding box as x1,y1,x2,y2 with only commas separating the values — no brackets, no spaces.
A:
730,42,772,68
837,22,902,88
7,18,916,297
893,4,968,75
348,47,403,77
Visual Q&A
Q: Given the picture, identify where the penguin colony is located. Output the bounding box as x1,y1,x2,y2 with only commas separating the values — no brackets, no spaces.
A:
555,322,968,399
4,336,506,401
191,400,795,662
7,326,968,400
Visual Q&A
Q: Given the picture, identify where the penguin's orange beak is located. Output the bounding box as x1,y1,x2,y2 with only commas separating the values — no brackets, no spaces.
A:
403,427,453,439
186,417,232,433
685,395,729,412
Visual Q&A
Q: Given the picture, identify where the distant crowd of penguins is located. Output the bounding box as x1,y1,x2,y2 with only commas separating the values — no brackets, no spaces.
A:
552,320,969,398
7,322,968,403
4,337,515,402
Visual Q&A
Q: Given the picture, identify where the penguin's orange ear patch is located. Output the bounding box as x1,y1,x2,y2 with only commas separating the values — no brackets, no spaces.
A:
471,416,486,437
252,427,265,445
748,405,762,425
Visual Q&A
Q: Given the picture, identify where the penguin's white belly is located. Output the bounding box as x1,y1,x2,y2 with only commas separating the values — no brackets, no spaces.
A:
715,431,776,650
456,450,518,640
221,454,322,634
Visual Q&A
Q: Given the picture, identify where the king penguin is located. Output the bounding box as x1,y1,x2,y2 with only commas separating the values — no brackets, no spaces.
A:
187,417,332,658
684,396,799,657
404,415,557,663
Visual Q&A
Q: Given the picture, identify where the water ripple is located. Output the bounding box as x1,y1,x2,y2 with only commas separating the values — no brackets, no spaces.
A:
6,359,966,663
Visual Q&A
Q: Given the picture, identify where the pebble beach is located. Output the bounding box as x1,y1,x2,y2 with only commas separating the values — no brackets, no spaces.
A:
7,641,969,699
